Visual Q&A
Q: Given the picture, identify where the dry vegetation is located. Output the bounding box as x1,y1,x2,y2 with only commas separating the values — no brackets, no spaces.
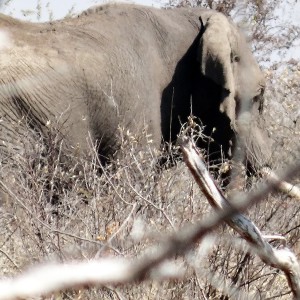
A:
0,99,299,299
0,0,299,299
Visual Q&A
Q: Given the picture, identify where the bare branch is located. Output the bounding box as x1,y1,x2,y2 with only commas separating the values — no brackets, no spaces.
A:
0,259,133,299
261,166,300,200
180,137,300,298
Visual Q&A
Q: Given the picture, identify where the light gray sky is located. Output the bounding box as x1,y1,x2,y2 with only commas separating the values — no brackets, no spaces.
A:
0,0,164,21
2,0,300,24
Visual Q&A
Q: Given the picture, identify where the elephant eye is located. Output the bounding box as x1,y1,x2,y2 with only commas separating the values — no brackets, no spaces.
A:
231,53,240,63
233,55,240,62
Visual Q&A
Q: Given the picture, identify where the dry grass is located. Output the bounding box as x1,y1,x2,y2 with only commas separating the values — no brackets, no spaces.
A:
0,59,297,299
0,104,299,299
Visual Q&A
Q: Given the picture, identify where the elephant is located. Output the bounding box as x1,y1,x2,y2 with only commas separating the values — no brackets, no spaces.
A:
0,3,271,176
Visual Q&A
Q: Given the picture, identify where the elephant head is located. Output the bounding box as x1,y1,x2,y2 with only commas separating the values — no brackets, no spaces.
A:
198,13,265,131
196,13,272,179
162,10,271,175
199,12,270,166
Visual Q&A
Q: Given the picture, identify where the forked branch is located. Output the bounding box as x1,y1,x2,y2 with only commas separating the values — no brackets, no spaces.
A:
180,136,300,298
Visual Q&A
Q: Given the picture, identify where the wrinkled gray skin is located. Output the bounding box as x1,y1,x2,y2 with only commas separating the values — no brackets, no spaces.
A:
0,4,271,170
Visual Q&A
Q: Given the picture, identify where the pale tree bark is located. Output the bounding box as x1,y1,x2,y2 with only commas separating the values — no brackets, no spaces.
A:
180,137,300,298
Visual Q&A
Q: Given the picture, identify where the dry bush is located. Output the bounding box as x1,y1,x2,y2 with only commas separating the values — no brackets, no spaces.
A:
0,113,298,299
264,61,300,167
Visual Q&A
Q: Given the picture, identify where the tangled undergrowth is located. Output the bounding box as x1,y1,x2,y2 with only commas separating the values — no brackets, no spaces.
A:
0,71,299,299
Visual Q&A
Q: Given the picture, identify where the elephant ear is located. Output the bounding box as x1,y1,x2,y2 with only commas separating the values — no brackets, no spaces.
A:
199,13,237,130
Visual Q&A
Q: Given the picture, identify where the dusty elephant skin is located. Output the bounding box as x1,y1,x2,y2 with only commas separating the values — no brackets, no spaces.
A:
0,3,271,169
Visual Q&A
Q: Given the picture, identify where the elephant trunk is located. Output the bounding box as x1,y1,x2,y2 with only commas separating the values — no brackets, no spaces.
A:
236,111,272,173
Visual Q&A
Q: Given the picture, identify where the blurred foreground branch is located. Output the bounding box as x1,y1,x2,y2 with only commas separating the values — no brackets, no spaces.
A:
180,137,300,298
0,137,299,299
261,166,300,200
